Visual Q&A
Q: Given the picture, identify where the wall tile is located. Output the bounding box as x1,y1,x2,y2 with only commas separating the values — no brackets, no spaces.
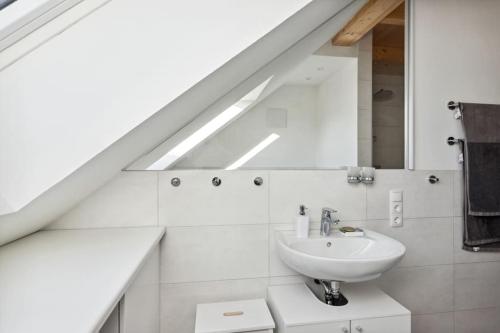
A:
358,108,372,140
269,170,366,223
366,170,453,219
358,31,372,52
268,275,307,286
161,278,268,333
453,217,500,264
454,307,500,333
269,224,299,277
159,171,268,226
453,170,464,217
358,80,372,109
45,169,485,331
161,225,268,283
455,261,500,310
352,218,454,267
358,53,372,82
49,171,158,229
373,74,404,86
373,105,405,127
377,265,454,314
411,312,454,333
358,139,373,167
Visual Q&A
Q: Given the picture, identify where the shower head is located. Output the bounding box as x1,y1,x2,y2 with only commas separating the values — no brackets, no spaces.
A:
373,89,394,101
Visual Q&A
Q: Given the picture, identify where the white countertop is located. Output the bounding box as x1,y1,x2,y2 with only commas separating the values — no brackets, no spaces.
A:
0,227,165,333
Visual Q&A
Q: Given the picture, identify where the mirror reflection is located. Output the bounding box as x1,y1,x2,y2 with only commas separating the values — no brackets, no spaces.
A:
131,2,406,171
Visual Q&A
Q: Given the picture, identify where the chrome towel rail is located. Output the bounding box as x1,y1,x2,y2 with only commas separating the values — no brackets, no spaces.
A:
447,101,463,119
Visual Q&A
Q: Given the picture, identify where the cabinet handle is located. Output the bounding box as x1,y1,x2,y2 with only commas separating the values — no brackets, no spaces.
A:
341,327,348,333
355,326,363,332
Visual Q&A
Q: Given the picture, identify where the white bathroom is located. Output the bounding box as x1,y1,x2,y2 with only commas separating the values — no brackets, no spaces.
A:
1,1,500,333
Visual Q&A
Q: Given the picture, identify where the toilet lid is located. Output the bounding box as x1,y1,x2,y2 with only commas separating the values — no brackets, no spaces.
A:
195,299,275,333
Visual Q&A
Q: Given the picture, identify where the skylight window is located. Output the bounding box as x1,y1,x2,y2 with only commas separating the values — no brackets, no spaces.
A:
0,0,17,11
146,77,272,170
225,133,280,170
0,0,75,51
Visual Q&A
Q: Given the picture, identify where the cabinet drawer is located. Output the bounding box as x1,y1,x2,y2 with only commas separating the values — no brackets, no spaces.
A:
351,315,410,333
286,321,350,333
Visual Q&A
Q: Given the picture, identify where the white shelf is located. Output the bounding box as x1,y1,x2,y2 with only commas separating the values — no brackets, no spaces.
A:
0,226,165,333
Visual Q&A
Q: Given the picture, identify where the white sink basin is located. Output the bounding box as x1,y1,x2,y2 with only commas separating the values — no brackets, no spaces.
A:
276,229,405,282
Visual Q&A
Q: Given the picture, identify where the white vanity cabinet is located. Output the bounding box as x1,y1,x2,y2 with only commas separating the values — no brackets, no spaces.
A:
100,245,160,333
283,321,351,333
268,283,411,333
351,316,410,333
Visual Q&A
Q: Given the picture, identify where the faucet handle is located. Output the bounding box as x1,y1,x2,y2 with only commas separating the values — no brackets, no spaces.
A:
321,207,337,216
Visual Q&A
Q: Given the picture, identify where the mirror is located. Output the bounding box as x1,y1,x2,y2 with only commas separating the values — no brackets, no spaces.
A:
129,1,409,171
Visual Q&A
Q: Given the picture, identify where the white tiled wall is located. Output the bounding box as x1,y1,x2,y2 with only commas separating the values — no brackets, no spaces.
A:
49,169,500,333
357,32,373,167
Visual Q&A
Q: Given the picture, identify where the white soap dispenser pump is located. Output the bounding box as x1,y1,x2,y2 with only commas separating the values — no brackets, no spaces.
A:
296,205,310,238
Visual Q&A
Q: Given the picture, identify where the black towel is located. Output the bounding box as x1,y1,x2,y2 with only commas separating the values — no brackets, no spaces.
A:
461,103,500,251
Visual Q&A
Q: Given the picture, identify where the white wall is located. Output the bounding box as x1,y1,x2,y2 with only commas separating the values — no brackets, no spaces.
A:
313,34,371,167
413,0,500,170
176,85,319,169
175,64,359,170
47,169,500,333
0,0,313,214
316,59,358,167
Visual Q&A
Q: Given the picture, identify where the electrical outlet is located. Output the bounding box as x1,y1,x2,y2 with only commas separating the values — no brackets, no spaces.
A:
389,189,403,227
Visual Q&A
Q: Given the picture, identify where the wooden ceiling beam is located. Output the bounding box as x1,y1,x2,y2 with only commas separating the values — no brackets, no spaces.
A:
380,17,404,26
332,0,404,46
380,2,405,26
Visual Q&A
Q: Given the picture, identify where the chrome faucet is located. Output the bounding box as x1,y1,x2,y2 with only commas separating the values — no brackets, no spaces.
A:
320,207,339,237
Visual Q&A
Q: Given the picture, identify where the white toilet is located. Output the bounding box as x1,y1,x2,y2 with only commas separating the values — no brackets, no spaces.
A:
195,299,275,333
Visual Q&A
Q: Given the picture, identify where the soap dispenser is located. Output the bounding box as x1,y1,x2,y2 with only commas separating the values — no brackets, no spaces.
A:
296,205,310,238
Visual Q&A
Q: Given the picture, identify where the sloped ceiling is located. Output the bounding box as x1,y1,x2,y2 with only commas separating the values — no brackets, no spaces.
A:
0,0,364,245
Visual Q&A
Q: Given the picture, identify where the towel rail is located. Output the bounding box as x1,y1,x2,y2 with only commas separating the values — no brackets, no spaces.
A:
447,136,463,146
447,101,463,119
447,103,464,164
447,101,461,110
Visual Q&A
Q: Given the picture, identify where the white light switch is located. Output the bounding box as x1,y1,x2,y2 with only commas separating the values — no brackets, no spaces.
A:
390,191,403,202
390,189,403,227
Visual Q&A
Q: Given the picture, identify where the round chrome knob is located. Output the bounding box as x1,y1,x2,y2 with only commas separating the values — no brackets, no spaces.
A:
253,177,263,186
356,326,363,332
427,175,440,184
170,177,181,187
341,327,349,333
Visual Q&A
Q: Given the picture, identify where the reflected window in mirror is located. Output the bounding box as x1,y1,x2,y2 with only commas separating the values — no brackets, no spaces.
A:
130,1,408,171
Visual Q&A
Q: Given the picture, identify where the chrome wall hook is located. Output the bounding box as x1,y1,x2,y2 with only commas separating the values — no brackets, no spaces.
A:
212,177,222,187
447,101,462,119
447,101,460,110
253,177,263,186
426,175,440,184
447,136,463,146
170,177,181,187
